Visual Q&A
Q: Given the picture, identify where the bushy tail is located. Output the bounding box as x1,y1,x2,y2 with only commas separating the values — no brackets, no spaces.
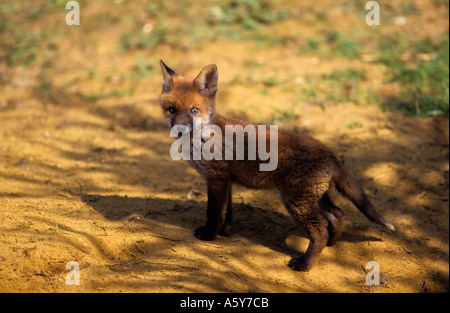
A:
333,161,395,231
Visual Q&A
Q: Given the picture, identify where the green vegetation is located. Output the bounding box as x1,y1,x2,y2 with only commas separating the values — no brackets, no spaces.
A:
301,31,362,59
378,35,449,116
0,0,447,116
208,0,288,28
0,1,65,67
297,68,377,109
116,0,290,51
117,23,169,51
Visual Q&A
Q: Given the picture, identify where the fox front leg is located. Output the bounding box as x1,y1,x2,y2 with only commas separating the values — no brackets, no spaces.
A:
194,179,231,241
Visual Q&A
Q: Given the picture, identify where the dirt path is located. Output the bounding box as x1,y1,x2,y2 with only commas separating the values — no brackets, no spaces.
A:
1,79,448,292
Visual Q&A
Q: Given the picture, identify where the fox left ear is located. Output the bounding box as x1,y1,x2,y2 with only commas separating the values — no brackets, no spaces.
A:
160,60,177,93
194,64,218,98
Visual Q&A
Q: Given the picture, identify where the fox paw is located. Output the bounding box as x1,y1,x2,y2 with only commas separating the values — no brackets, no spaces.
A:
287,257,313,272
194,226,216,241
219,224,234,237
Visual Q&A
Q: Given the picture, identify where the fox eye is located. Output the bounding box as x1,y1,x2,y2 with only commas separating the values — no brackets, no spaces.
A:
190,107,199,115
168,107,176,114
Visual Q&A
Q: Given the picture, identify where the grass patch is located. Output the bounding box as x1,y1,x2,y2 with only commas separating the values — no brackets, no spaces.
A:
297,68,377,108
378,35,449,116
300,31,362,59
208,0,288,27
117,0,290,52
0,1,67,67
268,108,299,124
262,77,282,87
81,89,128,102
117,22,169,51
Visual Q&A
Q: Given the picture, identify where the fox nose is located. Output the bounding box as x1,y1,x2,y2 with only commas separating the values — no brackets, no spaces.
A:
174,124,190,133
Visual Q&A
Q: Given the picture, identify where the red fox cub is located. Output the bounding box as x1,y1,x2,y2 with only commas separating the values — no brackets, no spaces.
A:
159,60,394,271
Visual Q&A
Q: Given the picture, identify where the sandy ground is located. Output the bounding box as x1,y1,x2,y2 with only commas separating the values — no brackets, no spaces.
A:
0,1,448,293
0,65,448,292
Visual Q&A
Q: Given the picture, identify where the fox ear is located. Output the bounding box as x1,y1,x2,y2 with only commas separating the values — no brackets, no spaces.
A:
194,64,218,98
160,60,176,93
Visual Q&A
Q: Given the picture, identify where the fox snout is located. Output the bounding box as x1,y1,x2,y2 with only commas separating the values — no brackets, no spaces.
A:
173,124,191,133
170,114,193,132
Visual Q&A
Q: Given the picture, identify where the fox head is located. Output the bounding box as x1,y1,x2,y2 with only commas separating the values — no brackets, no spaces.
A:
159,60,218,132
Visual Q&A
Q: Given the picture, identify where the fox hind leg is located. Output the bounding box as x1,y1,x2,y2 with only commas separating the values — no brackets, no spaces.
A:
282,195,329,272
319,193,344,246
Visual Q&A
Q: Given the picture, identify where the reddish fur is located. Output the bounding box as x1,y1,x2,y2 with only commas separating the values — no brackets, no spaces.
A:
159,61,394,271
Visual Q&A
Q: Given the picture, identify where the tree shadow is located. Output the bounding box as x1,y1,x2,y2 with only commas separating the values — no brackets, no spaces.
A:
81,193,385,261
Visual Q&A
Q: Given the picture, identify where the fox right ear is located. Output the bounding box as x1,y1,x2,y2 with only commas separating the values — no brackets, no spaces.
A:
194,64,218,98
160,60,176,93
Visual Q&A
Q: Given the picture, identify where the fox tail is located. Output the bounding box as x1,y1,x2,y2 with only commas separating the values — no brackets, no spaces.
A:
333,161,395,231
